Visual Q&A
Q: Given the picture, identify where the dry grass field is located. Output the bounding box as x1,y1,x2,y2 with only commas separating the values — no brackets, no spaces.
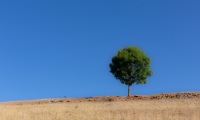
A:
0,93,199,120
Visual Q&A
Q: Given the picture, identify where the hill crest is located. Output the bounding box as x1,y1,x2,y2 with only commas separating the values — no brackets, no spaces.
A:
3,92,200,105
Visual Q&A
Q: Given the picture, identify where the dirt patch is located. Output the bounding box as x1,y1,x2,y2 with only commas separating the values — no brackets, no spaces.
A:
4,92,200,105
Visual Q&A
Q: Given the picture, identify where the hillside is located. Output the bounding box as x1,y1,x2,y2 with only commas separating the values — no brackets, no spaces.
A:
0,92,199,120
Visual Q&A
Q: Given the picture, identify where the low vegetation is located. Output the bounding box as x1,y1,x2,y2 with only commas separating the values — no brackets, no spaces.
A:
0,93,199,120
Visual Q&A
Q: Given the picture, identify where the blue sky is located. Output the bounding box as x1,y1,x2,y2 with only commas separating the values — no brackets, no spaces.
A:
0,0,200,102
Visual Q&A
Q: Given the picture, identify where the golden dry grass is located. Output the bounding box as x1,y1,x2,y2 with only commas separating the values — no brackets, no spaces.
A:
0,99,199,120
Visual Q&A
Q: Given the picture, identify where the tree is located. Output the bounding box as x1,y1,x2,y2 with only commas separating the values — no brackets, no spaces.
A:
109,46,153,97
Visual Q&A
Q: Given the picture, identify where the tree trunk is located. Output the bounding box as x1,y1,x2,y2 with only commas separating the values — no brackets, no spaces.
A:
128,85,131,97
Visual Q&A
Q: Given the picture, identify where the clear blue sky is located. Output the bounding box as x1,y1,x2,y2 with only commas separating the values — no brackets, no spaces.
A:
0,0,200,102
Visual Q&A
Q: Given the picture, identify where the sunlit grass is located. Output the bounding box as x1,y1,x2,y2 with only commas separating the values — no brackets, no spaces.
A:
0,99,199,120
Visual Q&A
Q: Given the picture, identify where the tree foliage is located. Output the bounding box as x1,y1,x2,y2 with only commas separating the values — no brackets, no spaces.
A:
109,46,153,96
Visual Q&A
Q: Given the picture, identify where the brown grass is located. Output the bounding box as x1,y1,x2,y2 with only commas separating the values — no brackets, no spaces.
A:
0,98,199,120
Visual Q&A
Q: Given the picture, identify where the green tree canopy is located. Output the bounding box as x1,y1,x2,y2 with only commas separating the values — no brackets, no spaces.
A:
109,46,153,97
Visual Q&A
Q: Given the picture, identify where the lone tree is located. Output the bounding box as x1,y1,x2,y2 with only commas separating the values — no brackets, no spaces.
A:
109,46,153,97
